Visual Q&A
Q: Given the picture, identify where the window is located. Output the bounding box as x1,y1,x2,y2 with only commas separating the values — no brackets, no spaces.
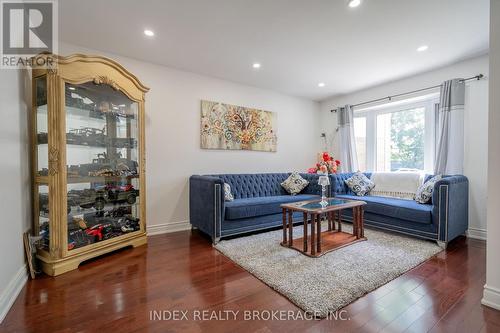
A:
353,94,439,173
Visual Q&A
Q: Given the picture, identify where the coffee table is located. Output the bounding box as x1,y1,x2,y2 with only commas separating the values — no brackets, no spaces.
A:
280,198,367,257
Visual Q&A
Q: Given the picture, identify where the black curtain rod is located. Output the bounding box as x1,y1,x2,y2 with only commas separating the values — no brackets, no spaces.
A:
331,74,484,112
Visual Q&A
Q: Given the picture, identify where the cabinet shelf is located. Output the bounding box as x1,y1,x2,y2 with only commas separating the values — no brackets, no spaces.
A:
37,141,138,149
31,53,148,276
65,105,136,120
67,174,139,184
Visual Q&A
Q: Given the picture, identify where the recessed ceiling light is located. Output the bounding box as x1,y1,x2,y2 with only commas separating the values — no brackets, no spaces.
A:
348,0,361,8
417,45,429,52
252,63,261,69
318,82,326,87
144,29,155,37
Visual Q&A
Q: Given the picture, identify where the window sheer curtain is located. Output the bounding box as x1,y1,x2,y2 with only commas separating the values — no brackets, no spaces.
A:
434,79,465,175
337,105,358,173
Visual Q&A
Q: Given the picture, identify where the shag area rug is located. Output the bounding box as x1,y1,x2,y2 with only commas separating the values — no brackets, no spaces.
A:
215,223,441,317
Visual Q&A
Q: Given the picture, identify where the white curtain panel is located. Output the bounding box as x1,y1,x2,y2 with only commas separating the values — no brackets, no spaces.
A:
434,79,465,175
337,105,359,173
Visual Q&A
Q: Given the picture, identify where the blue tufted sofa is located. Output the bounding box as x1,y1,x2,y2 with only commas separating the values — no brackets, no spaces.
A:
331,173,469,248
189,172,468,248
189,173,329,243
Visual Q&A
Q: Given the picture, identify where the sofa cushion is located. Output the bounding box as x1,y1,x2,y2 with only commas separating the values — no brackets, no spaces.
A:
333,172,372,195
344,172,375,196
281,172,309,195
225,194,319,220
223,183,234,201
415,175,442,204
336,194,432,224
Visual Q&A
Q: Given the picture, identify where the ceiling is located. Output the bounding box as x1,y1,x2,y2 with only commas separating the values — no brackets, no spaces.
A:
59,0,489,101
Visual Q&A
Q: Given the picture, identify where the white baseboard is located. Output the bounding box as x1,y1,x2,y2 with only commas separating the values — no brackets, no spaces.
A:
466,227,487,240
482,285,500,310
147,220,191,236
0,264,28,323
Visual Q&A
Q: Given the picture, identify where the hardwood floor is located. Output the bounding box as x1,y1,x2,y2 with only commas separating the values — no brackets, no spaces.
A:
1,230,499,333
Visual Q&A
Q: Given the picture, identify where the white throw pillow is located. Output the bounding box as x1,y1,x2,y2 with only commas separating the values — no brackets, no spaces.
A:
345,172,375,196
415,175,442,204
281,172,309,195
224,183,234,201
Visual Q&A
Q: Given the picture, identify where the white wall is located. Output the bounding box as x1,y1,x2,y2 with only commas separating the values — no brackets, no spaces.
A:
0,70,31,322
319,55,489,238
60,43,321,233
482,0,500,311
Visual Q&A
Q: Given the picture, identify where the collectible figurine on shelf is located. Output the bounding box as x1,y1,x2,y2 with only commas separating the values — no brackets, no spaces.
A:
37,132,48,144
67,229,93,250
65,152,139,179
98,101,111,114
39,222,50,251
72,215,87,230
38,168,49,176
67,165,80,177
117,215,140,233
85,224,104,242
106,137,137,149
104,206,132,218
66,184,139,211
39,193,72,214
88,168,115,177
66,127,106,146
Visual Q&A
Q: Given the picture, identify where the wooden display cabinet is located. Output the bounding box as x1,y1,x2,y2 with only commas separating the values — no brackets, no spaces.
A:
31,54,149,276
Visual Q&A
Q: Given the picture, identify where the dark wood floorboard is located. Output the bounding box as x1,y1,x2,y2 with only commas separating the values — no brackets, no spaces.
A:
1,231,499,333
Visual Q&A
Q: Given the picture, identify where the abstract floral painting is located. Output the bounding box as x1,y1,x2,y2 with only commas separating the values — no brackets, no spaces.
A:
201,100,277,152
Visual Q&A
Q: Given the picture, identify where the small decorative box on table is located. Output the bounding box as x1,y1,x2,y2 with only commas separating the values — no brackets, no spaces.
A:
280,198,367,257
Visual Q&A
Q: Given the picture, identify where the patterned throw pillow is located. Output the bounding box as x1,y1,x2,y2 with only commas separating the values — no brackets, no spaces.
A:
224,183,234,201
344,172,375,196
415,175,442,204
281,172,309,195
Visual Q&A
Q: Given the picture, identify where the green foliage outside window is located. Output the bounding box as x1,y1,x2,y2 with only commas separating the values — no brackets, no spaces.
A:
390,108,425,170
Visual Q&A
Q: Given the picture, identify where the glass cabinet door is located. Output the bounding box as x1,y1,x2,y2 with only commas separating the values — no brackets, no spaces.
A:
34,76,50,253
35,76,49,176
64,82,141,251
37,184,50,251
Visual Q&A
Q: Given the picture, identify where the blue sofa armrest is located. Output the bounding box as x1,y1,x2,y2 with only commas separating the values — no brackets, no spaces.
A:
432,175,469,244
189,175,225,243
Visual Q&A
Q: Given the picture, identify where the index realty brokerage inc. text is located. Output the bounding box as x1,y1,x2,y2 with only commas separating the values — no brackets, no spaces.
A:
150,309,350,321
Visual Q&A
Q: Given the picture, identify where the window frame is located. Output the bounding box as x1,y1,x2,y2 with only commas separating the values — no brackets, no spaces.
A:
353,95,440,173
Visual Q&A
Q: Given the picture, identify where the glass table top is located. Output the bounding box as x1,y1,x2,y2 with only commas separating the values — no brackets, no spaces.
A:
299,198,349,209
283,198,364,211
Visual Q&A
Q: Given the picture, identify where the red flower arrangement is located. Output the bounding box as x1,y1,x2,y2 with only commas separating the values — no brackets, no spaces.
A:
307,152,340,174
